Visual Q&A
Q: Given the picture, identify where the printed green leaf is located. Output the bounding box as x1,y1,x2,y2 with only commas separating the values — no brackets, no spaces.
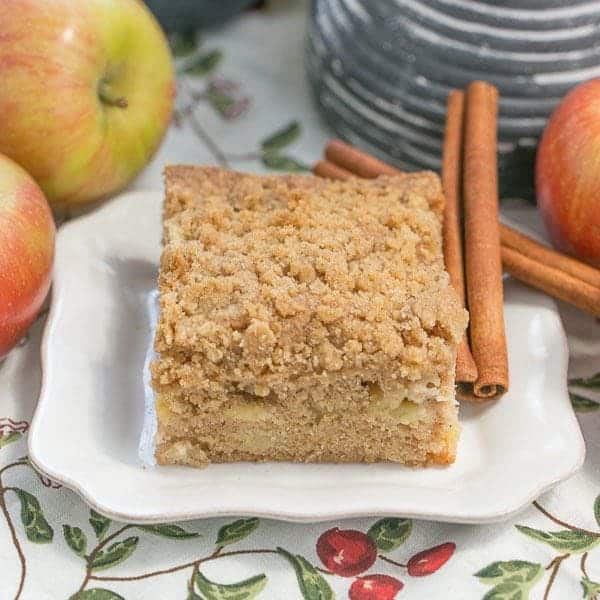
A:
185,567,204,600
215,518,259,548
139,523,199,539
12,488,53,543
515,526,600,553
262,152,309,172
70,589,125,600
89,510,111,541
169,31,197,58
569,373,600,389
367,518,412,552
594,496,600,528
581,576,600,599
476,560,543,600
184,50,223,76
482,581,526,600
475,561,543,585
570,392,600,412
0,432,21,449
277,547,333,600
261,121,301,152
194,570,267,600
63,525,87,556
91,536,139,571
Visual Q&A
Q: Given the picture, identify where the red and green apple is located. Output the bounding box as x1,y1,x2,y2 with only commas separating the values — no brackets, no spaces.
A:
536,79,600,267
0,0,175,210
0,154,55,359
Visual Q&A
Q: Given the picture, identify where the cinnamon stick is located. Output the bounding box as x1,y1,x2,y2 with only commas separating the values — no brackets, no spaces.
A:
463,81,508,398
502,246,600,318
442,90,478,384
313,159,354,181
500,226,600,290
325,139,398,178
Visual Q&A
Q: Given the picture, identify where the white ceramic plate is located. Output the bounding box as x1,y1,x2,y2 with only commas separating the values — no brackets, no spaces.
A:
30,191,585,524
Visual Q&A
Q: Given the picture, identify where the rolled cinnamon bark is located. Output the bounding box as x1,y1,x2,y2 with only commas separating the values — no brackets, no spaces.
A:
313,159,354,180
325,139,398,178
442,90,479,385
463,81,508,398
501,225,600,290
502,246,600,318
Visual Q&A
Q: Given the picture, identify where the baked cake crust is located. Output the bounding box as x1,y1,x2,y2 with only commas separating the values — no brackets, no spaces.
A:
151,166,468,467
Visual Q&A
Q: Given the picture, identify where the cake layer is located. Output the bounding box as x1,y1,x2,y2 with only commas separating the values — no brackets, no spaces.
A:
154,391,459,467
152,355,457,408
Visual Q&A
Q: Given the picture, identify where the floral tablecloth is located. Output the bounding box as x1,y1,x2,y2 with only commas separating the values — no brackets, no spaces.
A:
1,2,600,599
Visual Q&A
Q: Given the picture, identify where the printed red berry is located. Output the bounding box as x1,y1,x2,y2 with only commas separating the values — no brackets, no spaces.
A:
349,574,404,600
316,527,377,577
407,542,456,576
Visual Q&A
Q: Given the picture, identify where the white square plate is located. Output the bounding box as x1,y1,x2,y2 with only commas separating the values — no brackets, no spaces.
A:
29,191,585,524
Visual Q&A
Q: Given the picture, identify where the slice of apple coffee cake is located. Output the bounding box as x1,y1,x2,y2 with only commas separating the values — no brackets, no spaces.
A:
151,166,467,466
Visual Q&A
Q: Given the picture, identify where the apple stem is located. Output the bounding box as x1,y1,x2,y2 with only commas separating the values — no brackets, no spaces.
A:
98,81,128,109
107,96,128,108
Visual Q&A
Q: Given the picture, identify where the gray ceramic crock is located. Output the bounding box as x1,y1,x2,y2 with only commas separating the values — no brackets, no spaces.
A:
306,0,600,198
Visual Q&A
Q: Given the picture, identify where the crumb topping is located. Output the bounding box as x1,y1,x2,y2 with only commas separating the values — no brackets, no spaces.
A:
154,167,467,387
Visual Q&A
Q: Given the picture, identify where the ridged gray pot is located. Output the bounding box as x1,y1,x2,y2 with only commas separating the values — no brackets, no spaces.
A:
306,0,600,199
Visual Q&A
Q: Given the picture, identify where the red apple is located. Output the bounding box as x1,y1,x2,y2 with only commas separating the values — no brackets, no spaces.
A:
0,154,55,359
536,79,600,267
0,0,175,210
